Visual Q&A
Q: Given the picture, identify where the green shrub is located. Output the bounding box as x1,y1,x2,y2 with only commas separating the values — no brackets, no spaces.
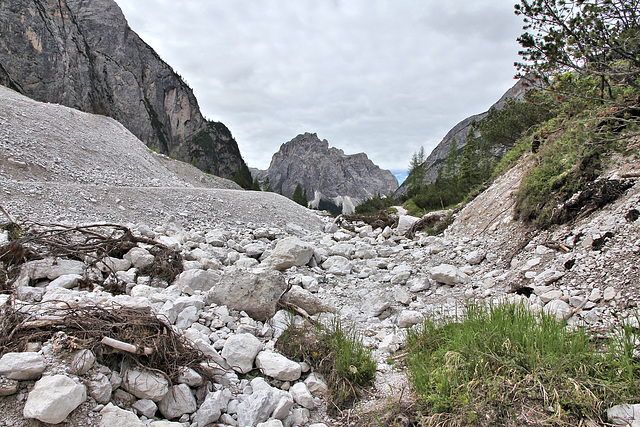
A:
276,317,376,411
355,193,396,215
406,301,640,425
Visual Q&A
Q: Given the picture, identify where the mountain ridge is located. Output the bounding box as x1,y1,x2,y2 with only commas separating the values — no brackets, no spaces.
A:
396,78,530,195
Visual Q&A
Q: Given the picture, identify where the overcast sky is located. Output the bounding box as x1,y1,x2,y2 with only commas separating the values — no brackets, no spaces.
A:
114,0,525,181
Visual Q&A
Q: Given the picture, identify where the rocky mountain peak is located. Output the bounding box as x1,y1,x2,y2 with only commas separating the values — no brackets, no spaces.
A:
256,133,398,214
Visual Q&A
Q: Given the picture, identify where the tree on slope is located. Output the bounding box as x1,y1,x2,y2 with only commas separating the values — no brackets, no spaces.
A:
515,0,640,111
292,183,308,207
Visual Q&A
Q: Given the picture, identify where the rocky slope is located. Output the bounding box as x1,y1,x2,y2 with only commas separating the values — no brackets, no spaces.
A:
0,84,322,232
396,78,529,195
0,0,248,180
253,133,398,214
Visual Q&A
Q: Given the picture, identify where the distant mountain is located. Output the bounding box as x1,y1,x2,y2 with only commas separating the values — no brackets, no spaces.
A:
253,133,398,214
0,0,249,181
396,78,530,195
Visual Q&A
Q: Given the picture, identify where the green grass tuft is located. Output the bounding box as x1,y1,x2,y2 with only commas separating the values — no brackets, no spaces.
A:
405,301,640,425
276,317,377,411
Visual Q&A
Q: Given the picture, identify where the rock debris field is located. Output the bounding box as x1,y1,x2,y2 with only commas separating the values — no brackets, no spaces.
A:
2,86,640,426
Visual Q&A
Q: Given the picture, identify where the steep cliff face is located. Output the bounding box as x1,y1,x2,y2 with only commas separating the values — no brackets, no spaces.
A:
254,133,398,214
396,79,529,195
0,0,247,179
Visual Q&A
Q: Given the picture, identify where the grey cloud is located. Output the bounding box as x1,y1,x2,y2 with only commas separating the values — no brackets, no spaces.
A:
114,0,525,171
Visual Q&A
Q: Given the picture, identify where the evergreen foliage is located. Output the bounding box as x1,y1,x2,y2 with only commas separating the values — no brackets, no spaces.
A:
291,183,308,207
512,0,640,227
354,193,395,215
262,177,274,192
233,166,253,190
403,94,557,214
251,178,261,191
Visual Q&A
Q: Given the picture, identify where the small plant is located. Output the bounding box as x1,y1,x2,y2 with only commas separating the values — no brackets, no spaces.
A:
405,301,640,425
276,317,376,411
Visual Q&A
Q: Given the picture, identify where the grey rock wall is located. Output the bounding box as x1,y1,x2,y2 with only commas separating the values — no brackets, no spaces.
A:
254,133,398,214
0,0,247,179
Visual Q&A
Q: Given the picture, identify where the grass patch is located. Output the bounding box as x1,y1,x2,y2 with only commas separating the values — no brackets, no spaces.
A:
405,302,640,426
276,317,377,412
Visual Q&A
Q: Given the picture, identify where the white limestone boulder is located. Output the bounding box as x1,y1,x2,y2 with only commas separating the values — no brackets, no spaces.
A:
321,255,352,276
0,352,46,380
397,215,420,235
194,389,232,426
255,351,301,381
397,310,424,328
173,269,220,293
158,384,197,419
124,247,155,269
23,375,86,424
429,264,469,285
221,333,263,374
205,267,287,321
280,285,330,315
290,382,315,409
121,367,169,402
99,403,143,427
264,237,314,270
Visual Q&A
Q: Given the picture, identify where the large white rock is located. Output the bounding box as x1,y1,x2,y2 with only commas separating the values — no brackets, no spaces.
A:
177,366,204,387
124,247,155,269
70,349,96,375
255,351,301,381
194,389,232,427
96,256,132,273
99,403,143,427
608,403,640,427
464,250,486,265
321,255,352,276
87,373,112,404
222,333,263,374
429,264,469,285
397,310,424,328
173,269,220,293
304,373,329,396
121,367,169,402
397,215,420,235
544,299,573,321
236,390,278,426
391,264,412,285
48,273,83,289
158,384,197,419
0,352,46,380
17,258,86,287
272,394,294,420
280,285,329,315
205,267,287,321
131,399,158,418
23,375,86,424
290,382,315,409
265,237,314,270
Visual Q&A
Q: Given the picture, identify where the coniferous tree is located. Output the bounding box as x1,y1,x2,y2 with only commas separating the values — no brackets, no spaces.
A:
292,183,307,207
263,177,274,192
233,166,253,189
251,178,261,191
